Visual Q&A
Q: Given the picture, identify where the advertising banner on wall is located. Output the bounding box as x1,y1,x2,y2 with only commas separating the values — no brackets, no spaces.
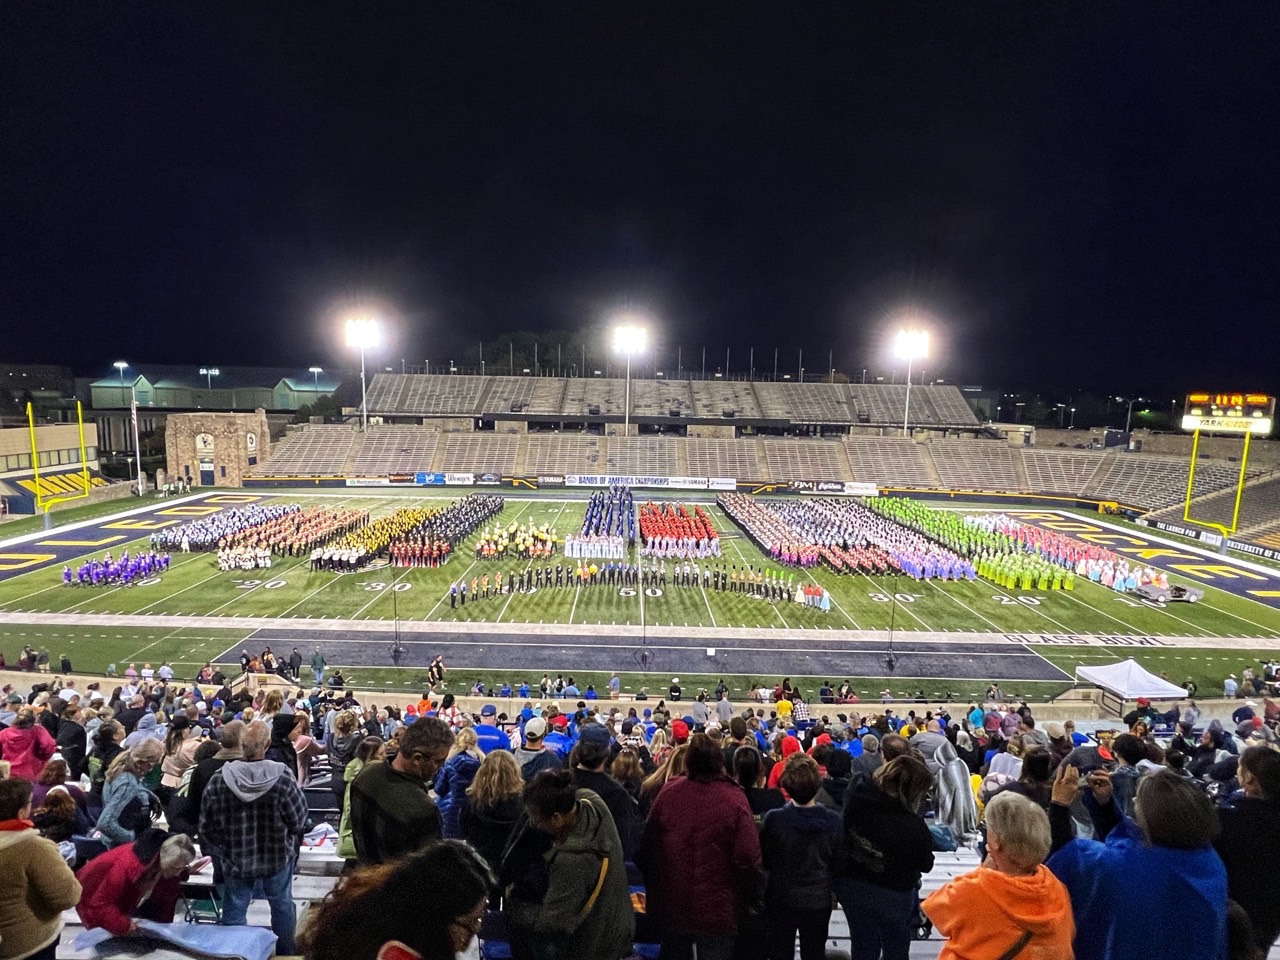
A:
787,480,879,496
345,478,390,487
444,473,475,486
416,472,446,486
564,474,710,490
708,477,737,491
536,475,566,487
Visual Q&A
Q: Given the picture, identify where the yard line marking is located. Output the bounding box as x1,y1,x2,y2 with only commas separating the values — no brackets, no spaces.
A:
923,580,1004,632
856,571,935,631
493,501,565,625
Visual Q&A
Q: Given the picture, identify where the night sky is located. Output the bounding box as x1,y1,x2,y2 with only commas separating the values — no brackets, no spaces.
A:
3,5,1278,397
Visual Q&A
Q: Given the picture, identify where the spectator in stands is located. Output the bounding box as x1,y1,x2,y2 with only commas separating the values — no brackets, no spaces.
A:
570,723,644,861
1215,745,1280,952
848,733,882,788
198,720,308,954
460,749,525,877
75,830,195,935
923,793,1073,959
642,733,762,960
86,720,124,812
513,717,562,780
436,727,484,840
337,737,384,861
0,708,57,780
159,715,202,793
836,755,935,960
638,743,688,817
349,716,453,865
734,744,785,818
98,740,164,849
1047,764,1228,960
987,746,1054,811
502,769,634,960
328,708,363,815
300,840,493,960
611,747,644,802
760,754,845,960
473,704,512,754
186,719,243,845
0,777,82,960
54,703,87,782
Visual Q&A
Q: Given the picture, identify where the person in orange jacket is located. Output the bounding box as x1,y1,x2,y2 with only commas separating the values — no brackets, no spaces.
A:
922,791,1075,960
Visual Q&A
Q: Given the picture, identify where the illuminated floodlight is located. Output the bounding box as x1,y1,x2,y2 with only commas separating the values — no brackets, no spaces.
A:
612,324,648,357
612,322,649,435
345,317,381,350
893,329,929,362
345,317,381,431
893,329,929,436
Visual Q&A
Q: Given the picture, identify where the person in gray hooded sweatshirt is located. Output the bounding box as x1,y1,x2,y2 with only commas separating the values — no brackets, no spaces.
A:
199,720,307,953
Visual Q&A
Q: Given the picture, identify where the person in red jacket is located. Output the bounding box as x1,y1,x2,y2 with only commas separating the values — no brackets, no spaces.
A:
75,829,196,935
0,708,57,780
641,733,763,960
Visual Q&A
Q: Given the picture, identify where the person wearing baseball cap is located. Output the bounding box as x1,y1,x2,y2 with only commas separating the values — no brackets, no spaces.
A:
514,717,561,779
570,723,644,859
670,719,690,745
474,703,512,755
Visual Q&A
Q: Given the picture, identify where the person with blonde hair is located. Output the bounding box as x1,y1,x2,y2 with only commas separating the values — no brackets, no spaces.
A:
328,708,362,814
436,727,484,839
76,830,197,935
461,749,525,874
159,716,202,789
639,742,688,816
98,740,164,848
260,688,285,722
923,792,1074,959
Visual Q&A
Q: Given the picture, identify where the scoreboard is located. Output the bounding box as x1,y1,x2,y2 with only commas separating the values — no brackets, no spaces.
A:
1182,392,1275,435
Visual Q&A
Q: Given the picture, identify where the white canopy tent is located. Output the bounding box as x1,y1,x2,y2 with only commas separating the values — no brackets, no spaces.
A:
1076,659,1188,700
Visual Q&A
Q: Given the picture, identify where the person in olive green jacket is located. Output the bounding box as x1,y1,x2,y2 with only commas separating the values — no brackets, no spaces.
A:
0,777,83,960
501,769,634,960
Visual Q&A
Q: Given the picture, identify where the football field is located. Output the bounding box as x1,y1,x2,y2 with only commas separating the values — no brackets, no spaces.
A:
0,489,1276,701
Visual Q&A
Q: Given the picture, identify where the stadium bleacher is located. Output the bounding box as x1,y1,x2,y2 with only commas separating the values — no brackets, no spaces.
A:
927,439,1022,490
440,434,521,475
563,378,627,417
604,436,682,475
688,379,763,419
845,438,940,487
348,426,439,475
762,438,853,482
753,382,855,423
1084,453,1255,511
1021,449,1107,495
524,434,606,475
246,425,358,476
685,437,765,479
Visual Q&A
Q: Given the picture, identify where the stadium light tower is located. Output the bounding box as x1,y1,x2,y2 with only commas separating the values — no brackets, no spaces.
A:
1121,396,1145,433
199,367,220,392
113,360,144,494
613,322,648,436
345,317,380,431
309,366,323,390
893,329,929,437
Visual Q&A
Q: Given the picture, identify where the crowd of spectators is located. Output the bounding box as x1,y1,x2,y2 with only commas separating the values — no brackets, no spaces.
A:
1,667,1278,960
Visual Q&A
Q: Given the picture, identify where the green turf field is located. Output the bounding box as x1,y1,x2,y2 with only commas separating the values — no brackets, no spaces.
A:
1,491,1277,699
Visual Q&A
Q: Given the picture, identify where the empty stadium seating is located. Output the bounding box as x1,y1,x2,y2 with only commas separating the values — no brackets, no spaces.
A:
365,374,487,416
440,434,520,475
563,378,627,416
1148,470,1280,536
348,426,439,475
762,438,853,481
1084,454,1252,511
846,384,979,428
1021,449,1106,494
688,380,763,418
923,385,981,426
928,440,1021,490
754,382,854,423
845,438,940,487
685,438,764,478
246,425,358,476
524,434,606,475
603,436,681,475
627,378,695,418
479,376,537,414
